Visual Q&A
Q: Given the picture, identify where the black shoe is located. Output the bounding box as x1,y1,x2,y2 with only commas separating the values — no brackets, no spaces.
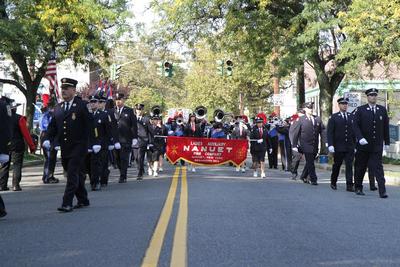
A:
0,187,9,191
48,177,59,184
137,176,143,181
330,184,337,190
355,189,365,196
380,193,388,198
370,186,378,191
12,185,22,191
300,177,309,184
73,202,90,209
57,206,73,212
0,209,6,218
311,181,318,186
118,179,126,183
346,185,355,192
291,173,297,180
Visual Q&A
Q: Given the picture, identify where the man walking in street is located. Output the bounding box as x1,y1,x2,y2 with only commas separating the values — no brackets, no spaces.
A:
353,88,390,198
0,96,12,218
327,97,356,192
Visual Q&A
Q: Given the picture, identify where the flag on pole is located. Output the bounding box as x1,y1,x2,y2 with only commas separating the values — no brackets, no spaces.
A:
106,82,113,99
44,55,60,103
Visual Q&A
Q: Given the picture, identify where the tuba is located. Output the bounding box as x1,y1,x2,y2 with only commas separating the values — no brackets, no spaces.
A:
176,116,184,125
194,106,207,120
151,105,162,116
213,109,225,122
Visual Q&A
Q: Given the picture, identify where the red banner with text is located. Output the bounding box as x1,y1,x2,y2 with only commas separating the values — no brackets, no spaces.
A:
166,137,248,166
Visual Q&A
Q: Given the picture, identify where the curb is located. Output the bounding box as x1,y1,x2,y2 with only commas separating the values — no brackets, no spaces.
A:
315,163,400,186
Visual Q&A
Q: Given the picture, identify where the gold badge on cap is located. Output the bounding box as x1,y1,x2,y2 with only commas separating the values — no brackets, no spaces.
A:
72,113,76,120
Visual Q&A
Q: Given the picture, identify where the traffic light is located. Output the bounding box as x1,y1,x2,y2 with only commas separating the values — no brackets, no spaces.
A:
226,60,233,76
164,61,173,77
216,59,224,76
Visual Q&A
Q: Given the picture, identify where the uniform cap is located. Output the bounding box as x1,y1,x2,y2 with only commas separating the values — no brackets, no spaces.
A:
337,97,349,104
115,93,125,100
365,88,378,96
60,78,78,88
302,102,314,109
135,103,145,110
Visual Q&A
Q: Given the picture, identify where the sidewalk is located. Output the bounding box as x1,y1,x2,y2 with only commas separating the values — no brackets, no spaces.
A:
315,163,400,186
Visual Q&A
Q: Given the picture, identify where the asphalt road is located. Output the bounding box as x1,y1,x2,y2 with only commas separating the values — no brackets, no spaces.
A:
1,160,400,267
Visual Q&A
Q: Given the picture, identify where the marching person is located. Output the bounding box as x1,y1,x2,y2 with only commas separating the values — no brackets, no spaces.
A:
327,97,356,192
353,88,390,198
184,113,202,172
291,102,326,185
147,115,167,177
134,103,154,180
114,93,138,183
40,100,59,184
169,116,186,166
43,78,93,212
0,100,36,191
0,96,12,218
250,117,270,178
211,122,227,139
231,115,249,172
267,115,279,169
288,109,305,180
276,118,292,172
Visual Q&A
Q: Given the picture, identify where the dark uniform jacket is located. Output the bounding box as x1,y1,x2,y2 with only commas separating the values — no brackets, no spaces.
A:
353,104,390,152
291,115,326,154
231,124,249,139
327,112,356,152
152,125,168,151
0,99,12,154
136,115,154,147
46,97,94,159
250,126,270,152
115,106,138,145
92,110,113,149
104,108,119,145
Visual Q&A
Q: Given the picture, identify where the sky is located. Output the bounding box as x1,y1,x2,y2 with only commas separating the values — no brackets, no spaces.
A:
129,0,157,31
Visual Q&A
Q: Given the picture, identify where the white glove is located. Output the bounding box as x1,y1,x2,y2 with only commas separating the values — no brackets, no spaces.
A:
168,130,174,136
108,145,115,151
88,149,93,153
292,147,298,152
92,145,101,154
0,154,10,164
257,139,263,144
328,146,335,153
269,149,273,154
114,142,121,150
43,140,51,150
132,138,138,147
54,146,60,151
359,138,368,145
147,144,154,150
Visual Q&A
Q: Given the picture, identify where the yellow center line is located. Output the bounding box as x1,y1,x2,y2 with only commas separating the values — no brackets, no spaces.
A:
141,167,180,267
171,166,188,267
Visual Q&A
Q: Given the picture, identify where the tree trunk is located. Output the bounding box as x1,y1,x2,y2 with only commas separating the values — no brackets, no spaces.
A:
296,65,305,107
25,83,37,130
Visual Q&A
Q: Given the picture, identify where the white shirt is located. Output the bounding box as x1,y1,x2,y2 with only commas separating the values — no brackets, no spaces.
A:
64,98,74,111
369,104,376,113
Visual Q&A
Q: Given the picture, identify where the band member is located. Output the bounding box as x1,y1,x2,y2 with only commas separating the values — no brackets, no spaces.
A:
289,109,305,180
114,93,138,183
147,115,167,177
134,103,154,179
276,118,292,172
156,118,168,172
231,115,249,172
0,100,36,191
40,101,59,184
291,102,326,185
353,88,390,198
169,116,186,166
0,96,12,218
211,122,227,139
250,117,270,178
327,97,356,192
267,114,279,169
184,113,202,172
43,78,93,212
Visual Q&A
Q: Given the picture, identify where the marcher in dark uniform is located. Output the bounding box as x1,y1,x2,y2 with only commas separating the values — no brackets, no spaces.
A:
147,115,166,177
277,118,292,172
43,78,95,212
0,96,13,218
267,116,279,169
327,97,356,191
250,117,271,178
114,93,138,183
231,115,249,173
353,88,390,198
291,102,326,185
134,103,154,179
0,100,36,191
288,109,305,180
184,113,203,172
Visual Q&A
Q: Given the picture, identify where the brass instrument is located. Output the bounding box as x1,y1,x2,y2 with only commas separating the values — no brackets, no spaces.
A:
194,106,207,120
176,116,184,125
213,109,225,122
151,105,162,116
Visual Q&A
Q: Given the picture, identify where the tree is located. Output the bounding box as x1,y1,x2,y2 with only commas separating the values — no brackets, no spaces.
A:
0,0,129,127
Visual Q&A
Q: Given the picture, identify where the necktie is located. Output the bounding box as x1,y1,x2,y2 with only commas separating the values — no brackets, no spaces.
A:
65,102,69,112
239,126,243,136
372,107,376,114
259,127,263,138
191,123,195,132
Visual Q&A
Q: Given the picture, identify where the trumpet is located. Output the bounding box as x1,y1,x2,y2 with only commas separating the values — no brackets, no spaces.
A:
194,106,207,120
213,109,225,122
151,105,162,116
176,117,184,125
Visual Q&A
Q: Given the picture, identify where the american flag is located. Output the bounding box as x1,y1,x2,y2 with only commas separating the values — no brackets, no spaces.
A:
44,56,60,100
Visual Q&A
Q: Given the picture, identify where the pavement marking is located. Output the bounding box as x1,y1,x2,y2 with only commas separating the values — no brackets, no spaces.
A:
141,167,180,267
170,166,188,267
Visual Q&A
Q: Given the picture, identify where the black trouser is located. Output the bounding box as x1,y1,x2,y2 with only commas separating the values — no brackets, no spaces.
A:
300,153,317,182
89,150,103,187
42,147,57,182
0,194,5,212
331,151,354,186
368,159,376,188
114,145,131,180
354,150,386,194
61,156,89,207
268,137,278,168
134,146,147,176
291,151,302,175
0,150,24,188
100,149,110,185
279,141,292,171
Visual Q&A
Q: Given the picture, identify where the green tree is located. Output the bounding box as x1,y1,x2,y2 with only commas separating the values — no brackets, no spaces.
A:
0,0,129,127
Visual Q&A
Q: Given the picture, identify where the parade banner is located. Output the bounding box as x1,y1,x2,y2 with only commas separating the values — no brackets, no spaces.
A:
166,137,248,166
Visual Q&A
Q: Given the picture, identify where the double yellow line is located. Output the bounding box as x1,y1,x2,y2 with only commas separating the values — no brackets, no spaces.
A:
141,166,188,267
